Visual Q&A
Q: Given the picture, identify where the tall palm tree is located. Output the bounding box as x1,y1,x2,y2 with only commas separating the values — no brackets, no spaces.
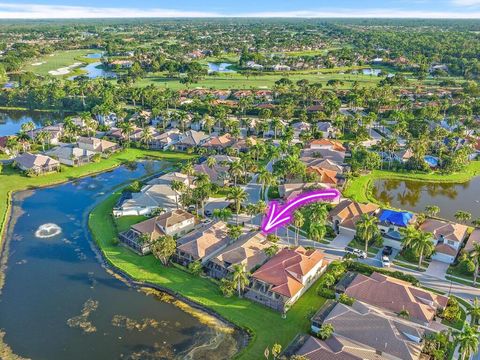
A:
231,264,249,298
226,187,247,225
455,324,480,360
309,223,326,243
425,205,441,218
293,211,305,246
21,121,36,141
170,180,186,209
257,168,276,199
140,127,153,149
468,297,480,325
213,208,232,222
229,161,243,187
206,156,217,169
180,161,195,188
119,121,135,146
455,211,472,224
402,229,435,270
470,243,480,286
355,214,379,255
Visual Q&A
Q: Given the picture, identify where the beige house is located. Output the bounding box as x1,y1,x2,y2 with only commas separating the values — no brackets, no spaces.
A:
119,209,195,255
77,137,119,154
329,199,380,235
45,145,96,166
14,152,60,175
174,221,230,266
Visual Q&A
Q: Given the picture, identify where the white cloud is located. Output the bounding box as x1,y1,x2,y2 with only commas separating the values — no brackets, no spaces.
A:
0,2,479,19
451,0,480,6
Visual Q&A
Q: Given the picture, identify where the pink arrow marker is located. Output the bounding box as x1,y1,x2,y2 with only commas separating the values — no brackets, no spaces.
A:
261,189,341,234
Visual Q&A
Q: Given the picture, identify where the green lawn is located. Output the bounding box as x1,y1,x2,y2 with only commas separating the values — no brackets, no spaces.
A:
23,49,99,76
0,148,196,244
115,215,149,232
343,161,480,205
89,190,328,359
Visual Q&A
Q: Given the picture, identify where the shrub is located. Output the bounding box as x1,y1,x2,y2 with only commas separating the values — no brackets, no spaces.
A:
317,287,335,299
345,260,419,286
442,297,461,323
338,293,355,306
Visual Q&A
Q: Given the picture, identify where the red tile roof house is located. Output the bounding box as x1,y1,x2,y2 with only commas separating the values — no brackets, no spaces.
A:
244,247,328,312
328,199,380,236
200,133,234,152
419,218,468,264
343,272,448,326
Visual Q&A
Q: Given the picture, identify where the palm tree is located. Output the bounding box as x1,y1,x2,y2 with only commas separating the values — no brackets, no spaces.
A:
425,205,440,218
36,130,51,151
257,168,276,199
228,225,242,242
355,214,379,255
206,156,217,169
317,323,335,340
151,235,176,266
140,127,153,149
293,211,305,246
469,243,480,286
455,324,480,360
468,297,480,325
231,264,249,298
213,208,232,222
180,161,195,188
404,230,435,270
455,211,472,224
170,180,186,209
226,187,247,225
119,121,135,146
21,121,36,141
229,161,243,187
309,223,326,243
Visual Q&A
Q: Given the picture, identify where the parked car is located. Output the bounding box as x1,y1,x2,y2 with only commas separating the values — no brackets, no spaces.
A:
381,256,391,267
382,246,393,256
204,209,212,217
344,246,367,259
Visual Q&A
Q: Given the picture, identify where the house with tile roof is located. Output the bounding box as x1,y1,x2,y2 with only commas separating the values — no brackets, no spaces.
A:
306,166,339,186
119,210,196,255
343,272,448,326
464,228,480,254
419,218,468,263
308,139,346,152
328,199,380,235
309,301,425,360
77,137,119,154
45,144,96,166
174,221,230,266
13,152,60,175
174,130,210,151
205,231,277,279
301,148,346,166
244,247,327,312
201,133,234,152
316,121,337,139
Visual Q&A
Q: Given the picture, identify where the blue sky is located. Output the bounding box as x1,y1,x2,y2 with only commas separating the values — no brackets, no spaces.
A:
2,0,480,18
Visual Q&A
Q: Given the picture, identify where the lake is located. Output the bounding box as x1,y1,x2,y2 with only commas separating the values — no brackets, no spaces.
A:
0,161,241,360
69,53,117,80
207,63,235,73
0,110,64,136
373,177,480,222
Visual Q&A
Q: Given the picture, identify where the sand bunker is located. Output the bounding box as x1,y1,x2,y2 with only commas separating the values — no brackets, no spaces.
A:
35,223,62,238
31,62,46,66
48,62,82,76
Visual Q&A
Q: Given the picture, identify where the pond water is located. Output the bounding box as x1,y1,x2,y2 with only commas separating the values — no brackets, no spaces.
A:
373,177,480,222
0,110,64,136
0,161,241,360
207,63,235,73
362,68,382,76
69,53,117,80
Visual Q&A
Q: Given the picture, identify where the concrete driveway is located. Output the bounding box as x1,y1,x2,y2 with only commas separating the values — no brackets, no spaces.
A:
330,233,354,249
425,260,449,280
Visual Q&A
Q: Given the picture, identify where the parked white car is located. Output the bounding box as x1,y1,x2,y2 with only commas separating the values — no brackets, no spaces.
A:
381,256,391,267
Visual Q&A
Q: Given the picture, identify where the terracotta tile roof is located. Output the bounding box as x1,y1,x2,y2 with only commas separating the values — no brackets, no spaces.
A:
435,243,458,256
14,152,59,169
176,221,229,260
329,200,379,230
344,272,448,323
419,218,468,243
295,335,364,360
309,139,346,152
464,229,480,253
251,246,326,298
202,133,234,148
307,166,338,185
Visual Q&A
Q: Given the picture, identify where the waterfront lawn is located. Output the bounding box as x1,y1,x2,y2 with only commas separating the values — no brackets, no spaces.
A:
343,161,480,204
115,215,149,232
89,190,328,359
23,49,98,76
0,148,196,241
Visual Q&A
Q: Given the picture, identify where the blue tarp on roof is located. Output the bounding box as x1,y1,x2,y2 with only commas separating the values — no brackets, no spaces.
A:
379,209,414,227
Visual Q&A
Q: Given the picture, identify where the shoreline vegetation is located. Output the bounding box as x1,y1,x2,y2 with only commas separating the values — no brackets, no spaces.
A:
343,160,480,205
